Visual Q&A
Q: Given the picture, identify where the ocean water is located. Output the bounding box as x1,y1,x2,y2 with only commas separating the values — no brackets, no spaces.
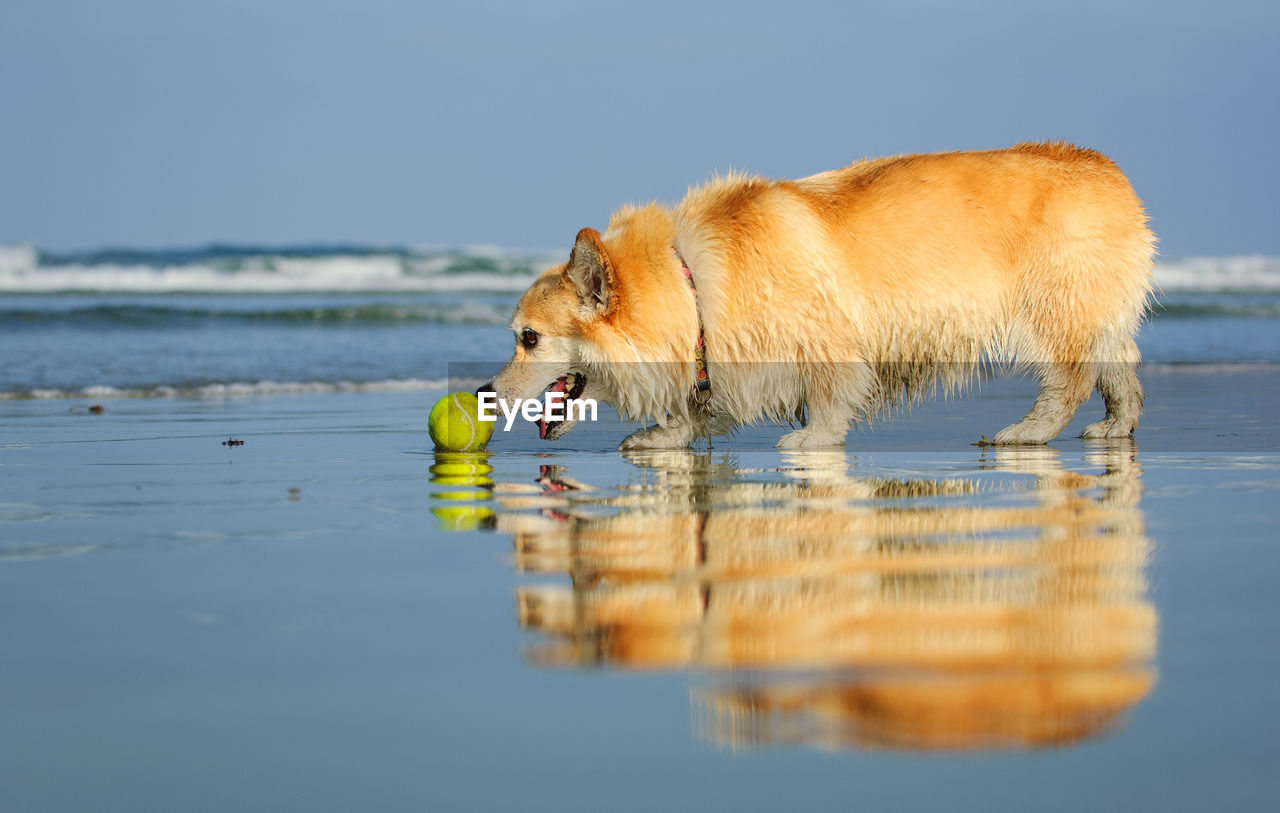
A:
3,380,1279,810
1,244,1279,399
4,244,1280,810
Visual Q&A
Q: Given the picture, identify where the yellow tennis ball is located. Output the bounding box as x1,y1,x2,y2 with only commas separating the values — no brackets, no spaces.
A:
428,392,495,451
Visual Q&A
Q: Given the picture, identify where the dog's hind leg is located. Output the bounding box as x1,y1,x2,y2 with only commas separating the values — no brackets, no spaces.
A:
1081,337,1144,439
990,360,1096,445
619,418,700,451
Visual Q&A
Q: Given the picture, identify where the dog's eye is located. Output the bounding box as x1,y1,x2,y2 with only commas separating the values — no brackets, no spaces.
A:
521,328,539,349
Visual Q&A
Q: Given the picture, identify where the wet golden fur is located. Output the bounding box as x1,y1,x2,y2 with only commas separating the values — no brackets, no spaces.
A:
488,142,1156,449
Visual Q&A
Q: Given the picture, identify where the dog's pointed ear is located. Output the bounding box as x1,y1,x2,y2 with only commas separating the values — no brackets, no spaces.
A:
567,228,613,313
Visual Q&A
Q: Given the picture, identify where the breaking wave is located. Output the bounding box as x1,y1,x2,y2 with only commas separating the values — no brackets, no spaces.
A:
0,243,552,293
1153,255,1280,293
0,301,512,327
2,243,1277,294
0,378,450,401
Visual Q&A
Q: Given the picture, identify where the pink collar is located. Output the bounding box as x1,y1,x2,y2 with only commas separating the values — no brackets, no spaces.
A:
675,249,712,403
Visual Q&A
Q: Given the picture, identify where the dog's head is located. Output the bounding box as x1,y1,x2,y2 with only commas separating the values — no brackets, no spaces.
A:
479,228,618,440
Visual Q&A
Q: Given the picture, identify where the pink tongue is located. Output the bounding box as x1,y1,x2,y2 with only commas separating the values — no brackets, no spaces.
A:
538,377,569,439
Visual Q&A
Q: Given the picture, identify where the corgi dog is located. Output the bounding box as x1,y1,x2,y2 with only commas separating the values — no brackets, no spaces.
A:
482,142,1155,449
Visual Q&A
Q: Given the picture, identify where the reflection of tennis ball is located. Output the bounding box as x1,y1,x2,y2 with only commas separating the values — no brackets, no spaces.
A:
430,460,494,480
432,489,491,501
432,474,494,487
432,504,496,531
430,452,494,485
428,392,494,451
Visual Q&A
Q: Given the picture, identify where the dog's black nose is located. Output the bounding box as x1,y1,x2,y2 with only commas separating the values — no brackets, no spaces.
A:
475,380,497,399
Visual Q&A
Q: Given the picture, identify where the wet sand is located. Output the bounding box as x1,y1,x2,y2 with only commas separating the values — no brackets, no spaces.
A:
1,366,1278,811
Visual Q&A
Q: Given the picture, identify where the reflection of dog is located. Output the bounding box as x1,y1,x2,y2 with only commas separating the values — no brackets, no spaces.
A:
499,445,1156,751
483,143,1155,449
693,669,1156,752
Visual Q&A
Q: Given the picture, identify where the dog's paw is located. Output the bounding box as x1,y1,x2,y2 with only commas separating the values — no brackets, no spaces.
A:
986,423,1053,446
618,424,695,451
776,427,847,449
1079,418,1136,439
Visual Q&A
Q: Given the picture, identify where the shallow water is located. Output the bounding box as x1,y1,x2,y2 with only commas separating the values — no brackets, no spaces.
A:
2,375,1278,810
4,245,1279,808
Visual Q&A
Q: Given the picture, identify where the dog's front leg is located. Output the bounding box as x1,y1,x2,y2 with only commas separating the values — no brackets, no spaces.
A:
618,419,699,451
776,410,851,449
778,367,870,449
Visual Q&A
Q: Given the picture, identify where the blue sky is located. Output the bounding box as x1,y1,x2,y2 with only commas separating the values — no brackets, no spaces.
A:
1,0,1276,256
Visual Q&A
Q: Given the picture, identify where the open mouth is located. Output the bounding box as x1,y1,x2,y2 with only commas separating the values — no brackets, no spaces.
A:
537,372,587,440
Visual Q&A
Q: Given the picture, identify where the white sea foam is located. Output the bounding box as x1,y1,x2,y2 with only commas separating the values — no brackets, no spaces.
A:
1,243,1277,294
0,243,39,276
0,261,541,294
0,244,554,293
1153,256,1280,293
0,378,450,401
1142,362,1280,375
